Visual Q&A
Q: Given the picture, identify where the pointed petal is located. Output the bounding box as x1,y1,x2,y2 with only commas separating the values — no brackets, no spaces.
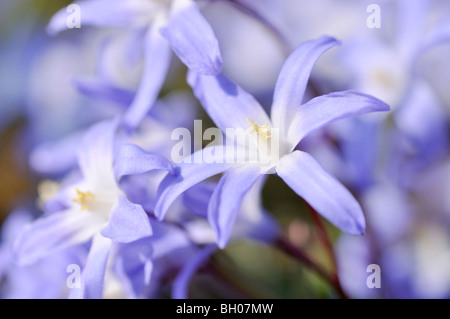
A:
72,77,134,107
287,90,390,148
172,244,217,299
13,209,100,266
70,234,112,299
208,165,262,248
154,146,233,220
182,181,216,219
161,0,222,75
277,151,366,235
271,36,340,134
29,130,83,176
123,17,172,129
78,118,119,188
101,195,152,243
114,143,174,180
187,72,270,134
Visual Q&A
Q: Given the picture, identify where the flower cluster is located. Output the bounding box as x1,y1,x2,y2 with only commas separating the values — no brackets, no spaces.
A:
1,0,450,299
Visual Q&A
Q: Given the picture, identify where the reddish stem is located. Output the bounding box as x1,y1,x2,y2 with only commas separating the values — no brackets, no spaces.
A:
276,236,348,299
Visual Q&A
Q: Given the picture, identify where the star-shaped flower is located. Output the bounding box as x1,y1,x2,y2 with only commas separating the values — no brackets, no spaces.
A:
154,36,390,248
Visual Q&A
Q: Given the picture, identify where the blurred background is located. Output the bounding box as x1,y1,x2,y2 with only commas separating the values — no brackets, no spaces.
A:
0,1,70,224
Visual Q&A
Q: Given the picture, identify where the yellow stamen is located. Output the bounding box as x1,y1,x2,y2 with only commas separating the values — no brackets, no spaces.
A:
72,188,94,210
247,118,271,141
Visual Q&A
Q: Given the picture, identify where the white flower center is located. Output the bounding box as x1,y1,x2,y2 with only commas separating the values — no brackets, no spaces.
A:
246,118,287,172
72,187,118,218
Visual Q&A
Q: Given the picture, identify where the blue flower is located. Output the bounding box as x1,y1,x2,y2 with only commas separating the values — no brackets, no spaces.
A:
114,177,278,298
0,209,85,299
13,118,173,298
327,0,450,191
47,0,222,129
114,219,205,298
154,36,390,248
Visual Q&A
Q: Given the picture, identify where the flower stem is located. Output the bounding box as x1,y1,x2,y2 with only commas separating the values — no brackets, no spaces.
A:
306,203,348,299
275,236,348,299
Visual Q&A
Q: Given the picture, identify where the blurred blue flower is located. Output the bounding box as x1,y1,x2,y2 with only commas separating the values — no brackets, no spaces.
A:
47,0,222,129
0,209,86,298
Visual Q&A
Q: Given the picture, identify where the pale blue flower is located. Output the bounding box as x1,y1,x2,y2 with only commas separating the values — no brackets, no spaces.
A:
47,0,222,129
13,118,172,298
154,36,390,248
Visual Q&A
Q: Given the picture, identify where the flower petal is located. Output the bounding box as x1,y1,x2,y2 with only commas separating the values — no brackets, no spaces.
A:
114,237,154,298
172,244,217,299
395,80,448,162
235,176,279,244
287,90,390,148
114,143,174,180
161,0,222,75
271,36,340,134
72,77,134,107
123,17,172,129
69,234,112,299
78,118,119,189
182,181,216,219
277,151,366,235
13,209,101,266
101,195,153,243
154,146,234,220
338,118,382,191
29,130,83,176
208,165,262,248
396,0,429,57
187,72,270,134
